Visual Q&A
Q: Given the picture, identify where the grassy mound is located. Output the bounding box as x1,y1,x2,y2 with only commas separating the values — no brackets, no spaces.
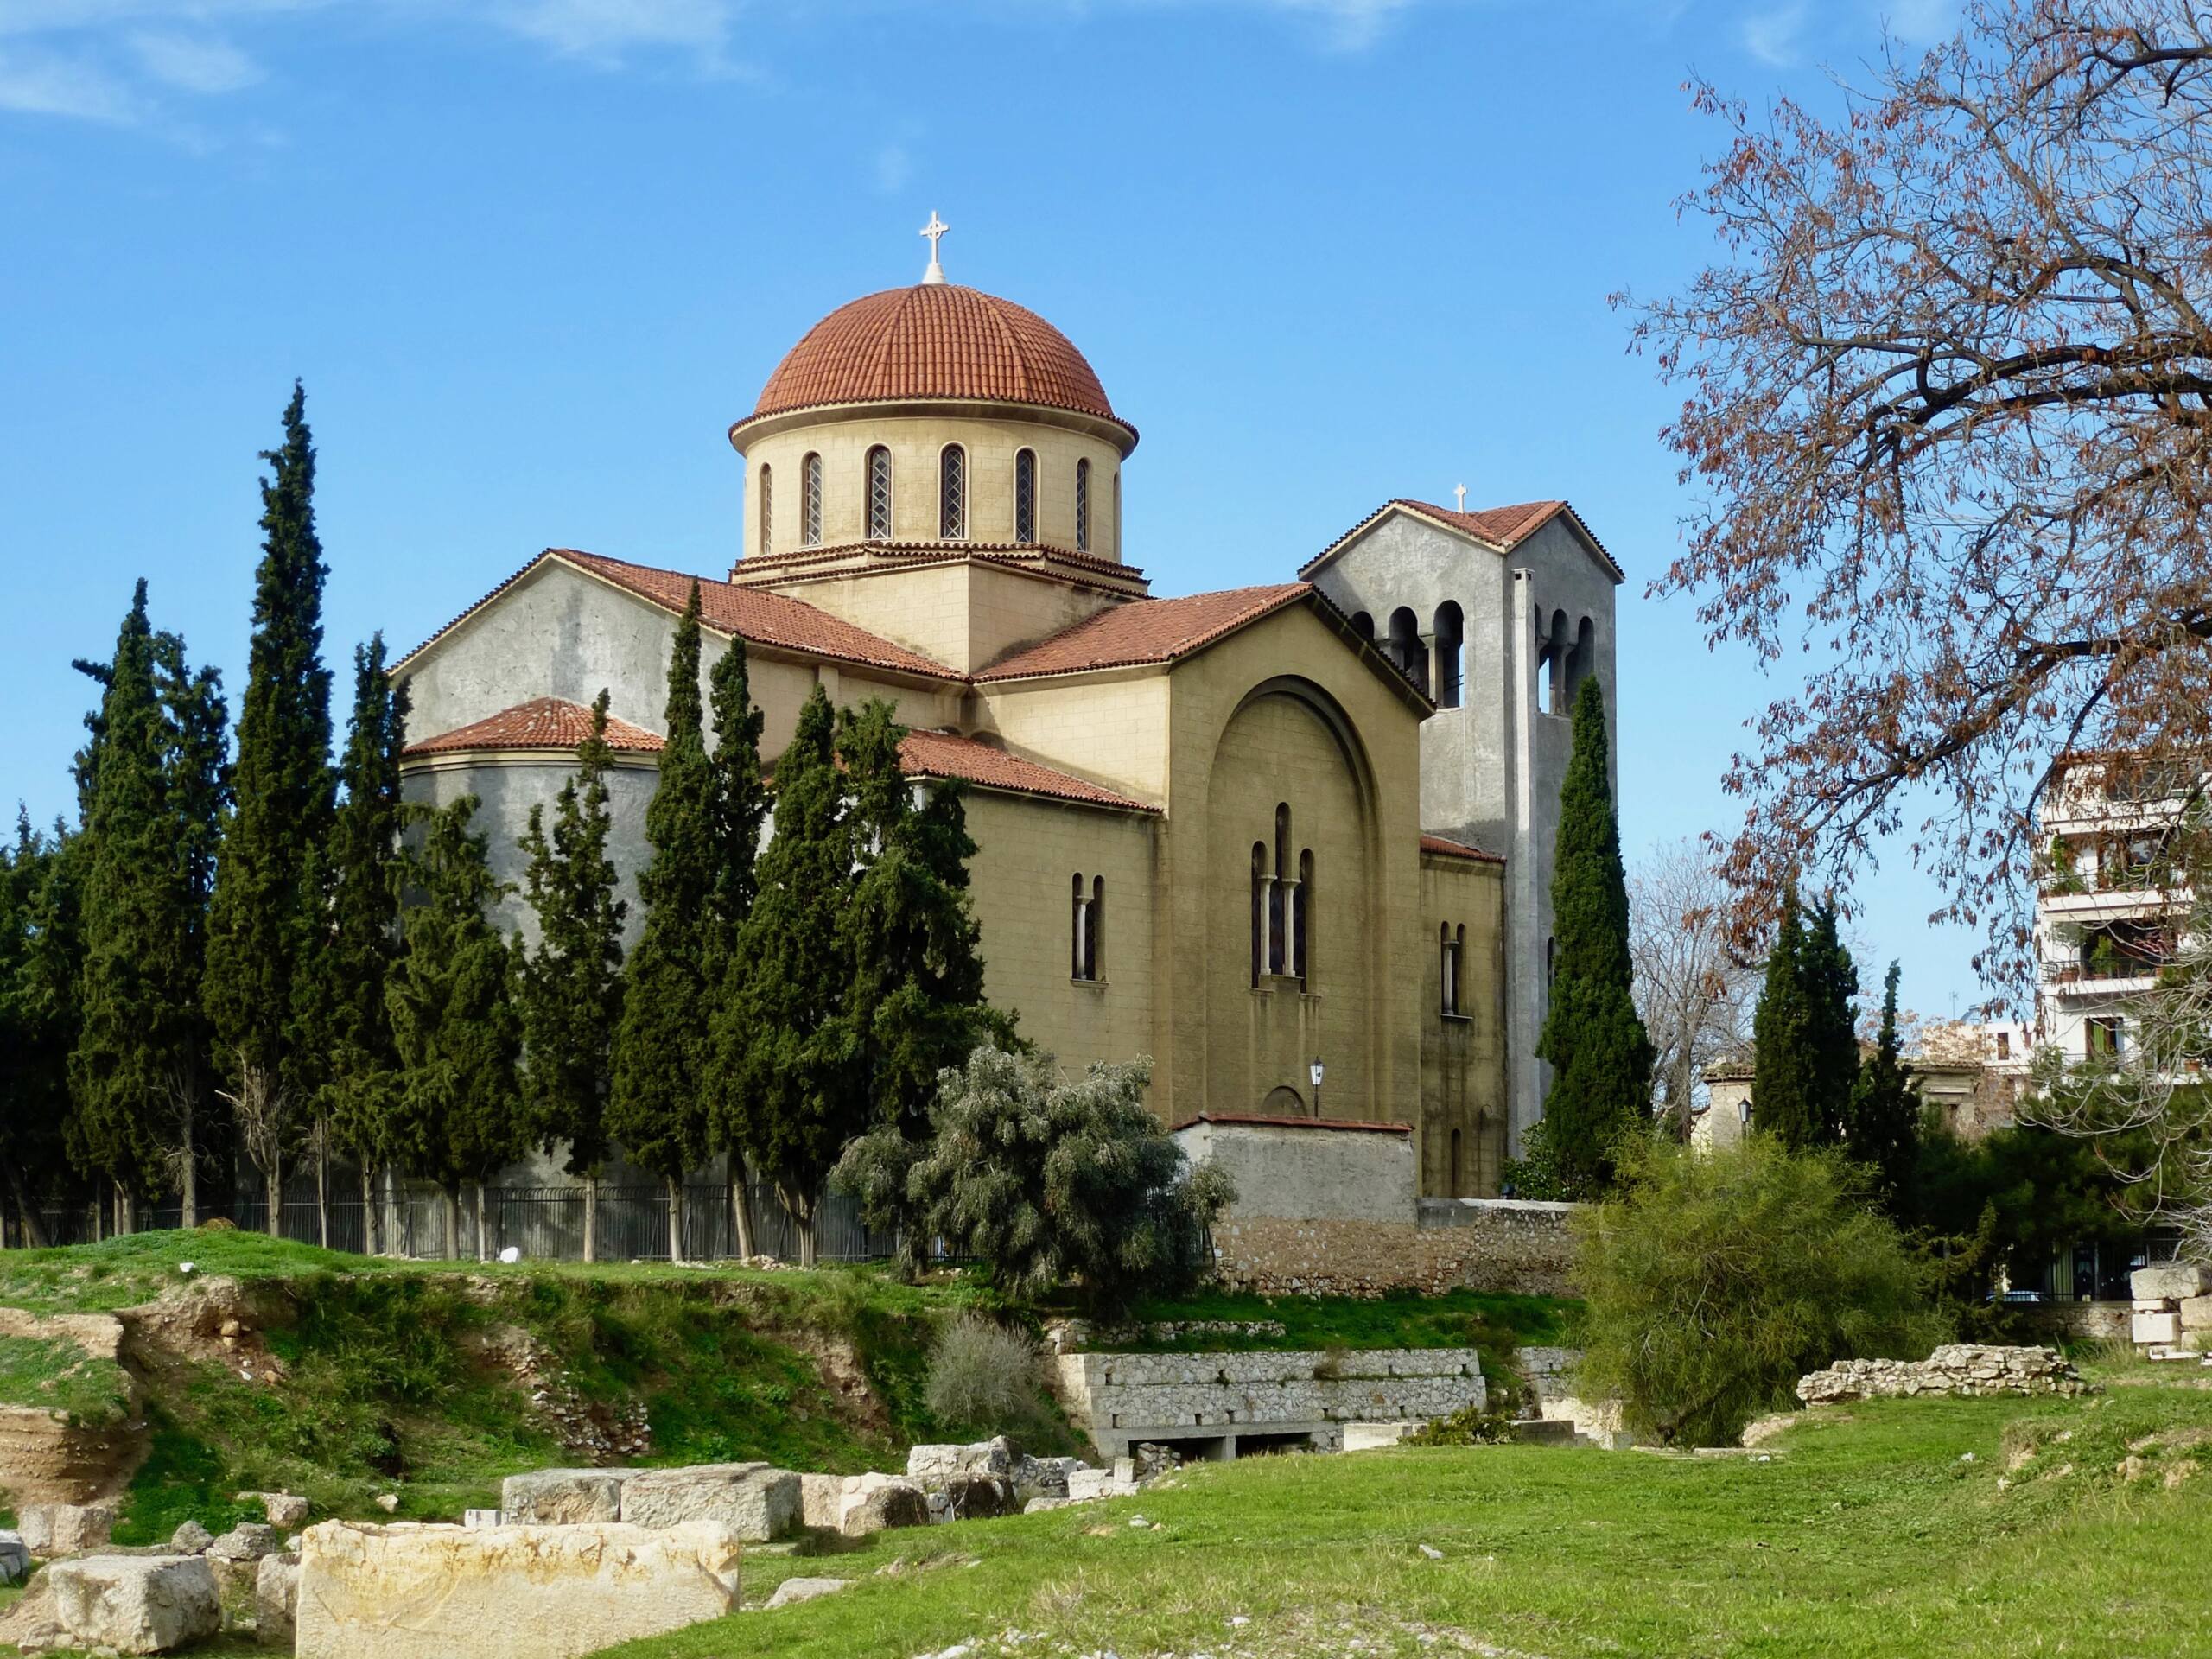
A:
598,1354,2212,1659
0,1335,131,1430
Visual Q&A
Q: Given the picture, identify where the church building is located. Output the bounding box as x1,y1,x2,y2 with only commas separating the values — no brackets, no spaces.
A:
393,225,1622,1198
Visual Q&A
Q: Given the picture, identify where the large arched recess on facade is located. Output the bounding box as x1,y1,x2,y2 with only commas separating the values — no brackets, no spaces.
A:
1202,674,1387,1119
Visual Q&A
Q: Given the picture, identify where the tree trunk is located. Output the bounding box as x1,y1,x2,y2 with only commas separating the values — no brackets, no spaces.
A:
5,1161,49,1249
178,1093,199,1229
360,1164,379,1257
731,1164,756,1262
474,1183,489,1263
582,1179,597,1267
795,1200,817,1270
265,1159,283,1242
115,1182,133,1236
443,1185,462,1261
666,1175,685,1268
316,1123,329,1249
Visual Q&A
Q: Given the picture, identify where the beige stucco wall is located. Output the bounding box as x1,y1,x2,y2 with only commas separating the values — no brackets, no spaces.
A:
1171,1120,1415,1224
1421,852,1507,1196
737,410,1124,563
971,671,1173,803
960,789,1160,1080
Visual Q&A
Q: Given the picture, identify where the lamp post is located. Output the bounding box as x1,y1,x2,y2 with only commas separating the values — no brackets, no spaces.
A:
1309,1058,1325,1120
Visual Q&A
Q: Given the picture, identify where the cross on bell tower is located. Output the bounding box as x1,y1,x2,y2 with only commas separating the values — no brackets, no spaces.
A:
919,212,950,285
1453,484,1467,512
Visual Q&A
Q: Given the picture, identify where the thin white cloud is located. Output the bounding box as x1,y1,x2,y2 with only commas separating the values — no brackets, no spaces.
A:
1881,0,1954,45
128,30,260,92
488,0,734,66
874,140,913,196
1740,1,1805,67
0,40,134,119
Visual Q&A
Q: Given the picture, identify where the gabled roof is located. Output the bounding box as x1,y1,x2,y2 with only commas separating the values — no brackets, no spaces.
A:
975,583,1311,681
1300,497,1624,583
897,729,1154,814
395,549,961,683
403,696,665,758
1419,833,1506,866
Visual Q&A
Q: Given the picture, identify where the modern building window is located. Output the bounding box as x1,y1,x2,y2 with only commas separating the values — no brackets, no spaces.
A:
939,444,968,540
1014,448,1038,543
758,464,772,556
1433,601,1465,708
1071,874,1103,981
2088,1016,2125,1059
801,452,823,546
867,446,893,542
1075,457,1091,553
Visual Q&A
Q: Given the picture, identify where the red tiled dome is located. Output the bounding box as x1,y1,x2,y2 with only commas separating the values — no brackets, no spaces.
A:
744,285,1123,430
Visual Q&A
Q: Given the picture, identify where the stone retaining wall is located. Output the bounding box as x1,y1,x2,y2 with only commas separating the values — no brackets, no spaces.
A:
1053,1346,1484,1458
1796,1344,2088,1405
1208,1199,1577,1298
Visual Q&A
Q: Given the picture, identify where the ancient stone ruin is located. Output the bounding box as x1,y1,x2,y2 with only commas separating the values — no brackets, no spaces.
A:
1796,1344,2089,1406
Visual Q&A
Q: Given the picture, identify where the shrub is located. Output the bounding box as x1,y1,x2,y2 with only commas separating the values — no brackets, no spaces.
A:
1405,1401,1519,1446
924,1313,1051,1440
1573,1135,1948,1447
834,1040,1235,1313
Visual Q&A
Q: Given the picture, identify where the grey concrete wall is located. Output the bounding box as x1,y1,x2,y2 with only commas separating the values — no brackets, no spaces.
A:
1306,507,1621,1155
1173,1119,1414,1224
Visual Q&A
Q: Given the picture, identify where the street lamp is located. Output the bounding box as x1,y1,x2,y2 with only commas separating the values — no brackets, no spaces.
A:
1308,1058,1325,1120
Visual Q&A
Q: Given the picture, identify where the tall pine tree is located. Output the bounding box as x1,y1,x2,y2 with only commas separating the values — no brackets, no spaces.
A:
1802,900,1861,1142
722,687,855,1266
1,814,75,1245
518,691,627,1264
69,583,229,1230
1533,677,1653,1196
386,796,523,1259
705,633,768,1257
1751,884,1822,1148
608,585,717,1263
307,637,410,1252
1846,961,1918,1209
206,383,335,1193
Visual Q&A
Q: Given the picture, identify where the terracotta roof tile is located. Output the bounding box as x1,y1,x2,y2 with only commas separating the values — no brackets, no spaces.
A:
397,550,961,683
898,729,1154,813
404,696,665,757
976,584,1313,681
1420,833,1506,865
739,285,1132,441
1301,498,1624,582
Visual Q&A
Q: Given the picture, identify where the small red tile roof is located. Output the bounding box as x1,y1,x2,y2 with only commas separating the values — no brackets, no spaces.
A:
976,583,1313,681
397,550,960,683
897,729,1154,813
736,285,1134,444
1420,833,1505,865
404,696,665,757
1301,498,1624,582
1168,1112,1414,1136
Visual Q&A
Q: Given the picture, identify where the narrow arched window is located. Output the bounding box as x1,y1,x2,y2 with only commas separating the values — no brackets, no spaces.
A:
1351,612,1375,645
1294,849,1313,982
1014,449,1038,543
1571,615,1596,699
939,444,968,540
1250,842,1268,986
1388,607,1427,695
801,453,823,547
1089,875,1103,978
867,446,893,542
1075,457,1091,553
1545,608,1569,713
1268,804,1291,976
1433,601,1464,709
758,464,772,556
1111,468,1121,556
1440,923,1459,1015
1071,874,1093,980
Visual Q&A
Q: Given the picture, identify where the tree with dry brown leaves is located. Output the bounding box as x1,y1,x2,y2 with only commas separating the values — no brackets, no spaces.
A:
1630,838,1762,1136
1626,0,2212,998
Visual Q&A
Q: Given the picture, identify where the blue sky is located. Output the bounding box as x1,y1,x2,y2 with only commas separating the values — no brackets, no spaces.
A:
0,0,1991,1017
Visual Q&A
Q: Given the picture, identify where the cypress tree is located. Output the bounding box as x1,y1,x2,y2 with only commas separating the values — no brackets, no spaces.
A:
205,383,336,1155
608,585,716,1263
705,633,769,1257
1751,885,1821,1149
1533,677,1653,1195
836,702,1009,1124
69,583,228,1230
385,796,523,1259
724,687,855,1267
518,691,627,1263
1846,961,1918,1208
1802,900,1861,1143
0,813,75,1245
308,637,410,1252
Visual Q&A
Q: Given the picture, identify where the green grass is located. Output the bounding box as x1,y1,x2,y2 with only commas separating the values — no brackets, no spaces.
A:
0,1335,131,1429
596,1359,2212,1659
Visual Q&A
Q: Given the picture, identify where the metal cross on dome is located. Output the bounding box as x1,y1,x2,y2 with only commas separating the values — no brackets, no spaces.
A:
919,212,950,284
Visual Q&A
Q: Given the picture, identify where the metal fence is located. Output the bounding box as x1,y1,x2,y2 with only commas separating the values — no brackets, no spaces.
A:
15,1173,896,1265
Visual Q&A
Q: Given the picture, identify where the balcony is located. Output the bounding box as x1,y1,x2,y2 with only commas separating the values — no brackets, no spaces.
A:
2041,963,2160,999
